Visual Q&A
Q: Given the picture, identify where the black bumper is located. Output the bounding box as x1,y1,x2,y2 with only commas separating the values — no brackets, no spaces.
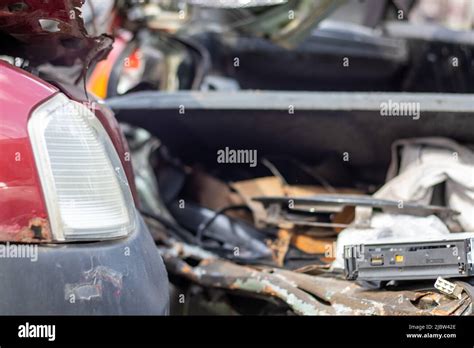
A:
0,213,169,315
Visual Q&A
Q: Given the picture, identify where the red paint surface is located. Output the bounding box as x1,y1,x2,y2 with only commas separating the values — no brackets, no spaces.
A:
0,61,57,238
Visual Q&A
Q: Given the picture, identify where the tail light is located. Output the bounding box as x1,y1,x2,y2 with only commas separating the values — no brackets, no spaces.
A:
28,93,136,242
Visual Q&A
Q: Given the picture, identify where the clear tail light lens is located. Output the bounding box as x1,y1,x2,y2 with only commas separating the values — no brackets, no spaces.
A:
28,93,136,241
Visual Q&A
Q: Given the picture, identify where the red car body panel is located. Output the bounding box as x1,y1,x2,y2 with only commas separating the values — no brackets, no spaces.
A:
0,0,135,242
0,2,170,316
0,0,106,66
0,61,56,241
0,60,138,242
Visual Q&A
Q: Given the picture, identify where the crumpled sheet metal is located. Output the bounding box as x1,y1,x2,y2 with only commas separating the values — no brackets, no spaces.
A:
160,244,471,316
0,0,113,65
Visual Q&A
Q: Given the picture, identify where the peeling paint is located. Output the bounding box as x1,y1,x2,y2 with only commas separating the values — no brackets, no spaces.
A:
64,281,103,301
0,217,53,243
20,217,52,242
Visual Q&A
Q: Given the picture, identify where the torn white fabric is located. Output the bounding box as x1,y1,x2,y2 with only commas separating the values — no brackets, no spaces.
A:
374,137,474,231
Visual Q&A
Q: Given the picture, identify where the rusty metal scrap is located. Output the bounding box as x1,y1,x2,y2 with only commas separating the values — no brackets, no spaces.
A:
159,242,472,316
144,149,471,315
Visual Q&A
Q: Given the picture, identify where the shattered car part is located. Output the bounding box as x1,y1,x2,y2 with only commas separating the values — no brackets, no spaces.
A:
0,0,113,67
344,233,474,282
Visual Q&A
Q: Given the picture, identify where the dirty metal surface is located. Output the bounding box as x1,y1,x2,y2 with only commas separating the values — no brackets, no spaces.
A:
160,241,471,316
